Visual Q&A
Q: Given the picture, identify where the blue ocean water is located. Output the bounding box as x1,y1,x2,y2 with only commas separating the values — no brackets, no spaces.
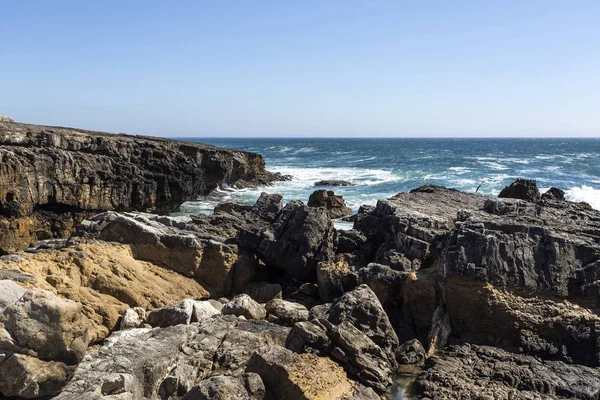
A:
179,138,600,215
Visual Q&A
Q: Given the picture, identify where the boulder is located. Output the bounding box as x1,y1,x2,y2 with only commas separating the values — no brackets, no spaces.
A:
326,284,399,367
191,300,221,322
243,201,334,281
0,353,74,399
285,319,331,354
308,190,353,219
250,192,284,223
1,288,90,365
147,299,195,328
222,294,266,320
247,345,369,400
498,178,541,202
396,339,426,365
0,279,26,312
316,258,359,303
541,187,566,201
328,321,394,393
120,307,146,330
265,299,309,326
357,263,409,306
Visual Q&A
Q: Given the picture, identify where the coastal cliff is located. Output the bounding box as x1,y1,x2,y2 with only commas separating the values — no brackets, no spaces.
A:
0,121,283,253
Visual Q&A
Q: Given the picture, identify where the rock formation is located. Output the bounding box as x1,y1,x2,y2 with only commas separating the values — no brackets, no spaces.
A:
1,175,600,399
308,189,353,219
0,121,285,253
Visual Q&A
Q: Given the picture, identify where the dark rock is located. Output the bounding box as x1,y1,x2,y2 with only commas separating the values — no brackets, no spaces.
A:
308,190,353,219
396,339,426,365
243,201,334,281
498,178,541,202
314,180,354,187
316,257,359,303
243,281,282,303
542,187,566,201
326,284,399,367
416,344,600,399
182,374,265,400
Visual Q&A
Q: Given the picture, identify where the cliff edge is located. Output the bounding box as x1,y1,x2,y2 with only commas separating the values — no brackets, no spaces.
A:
0,121,283,253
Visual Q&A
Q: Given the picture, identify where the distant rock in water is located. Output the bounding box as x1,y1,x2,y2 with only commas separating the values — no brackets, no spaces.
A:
308,190,353,219
314,180,354,187
498,178,540,202
541,187,566,201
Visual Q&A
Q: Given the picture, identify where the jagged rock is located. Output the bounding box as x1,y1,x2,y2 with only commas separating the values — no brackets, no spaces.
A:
285,319,331,354
328,321,394,393
0,121,282,253
191,300,221,322
212,319,291,375
541,187,566,201
250,192,284,223
0,115,13,122
309,303,331,320
397,339,426,365
265,299,309,326
0,279,26,312
316,258,358,303
0,353,74,399
242,201,334,281
147,300,195,328
308,190,353,219
120,307,146,330
416,344,600,399
1,288,90,365
222,294,266,320
335,229,368,254
243,281,282,303
326,284,399,367
357,263,409,305
498,178,541,202
182,374,265,400
314,180,354,187
247,345,370,400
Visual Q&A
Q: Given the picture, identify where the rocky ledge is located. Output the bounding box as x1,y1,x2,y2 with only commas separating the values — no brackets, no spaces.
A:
0,121,285,253
1,178,600,399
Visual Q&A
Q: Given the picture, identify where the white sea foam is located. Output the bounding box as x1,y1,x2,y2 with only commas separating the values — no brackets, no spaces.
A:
448,167,472,174
293,147,315,154
565,186,600,210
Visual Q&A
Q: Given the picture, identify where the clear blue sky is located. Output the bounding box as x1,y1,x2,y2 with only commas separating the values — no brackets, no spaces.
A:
2,1,599,137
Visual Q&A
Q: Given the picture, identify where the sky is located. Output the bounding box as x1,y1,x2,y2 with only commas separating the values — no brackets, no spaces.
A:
1,1,599,138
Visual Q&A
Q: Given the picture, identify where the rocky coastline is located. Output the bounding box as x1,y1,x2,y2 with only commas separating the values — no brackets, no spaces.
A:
0,122,599,399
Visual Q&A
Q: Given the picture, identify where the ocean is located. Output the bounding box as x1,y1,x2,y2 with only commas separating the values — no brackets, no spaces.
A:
178,138,600,216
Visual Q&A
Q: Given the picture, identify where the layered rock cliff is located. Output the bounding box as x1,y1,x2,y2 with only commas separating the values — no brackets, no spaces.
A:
0,121,283,253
